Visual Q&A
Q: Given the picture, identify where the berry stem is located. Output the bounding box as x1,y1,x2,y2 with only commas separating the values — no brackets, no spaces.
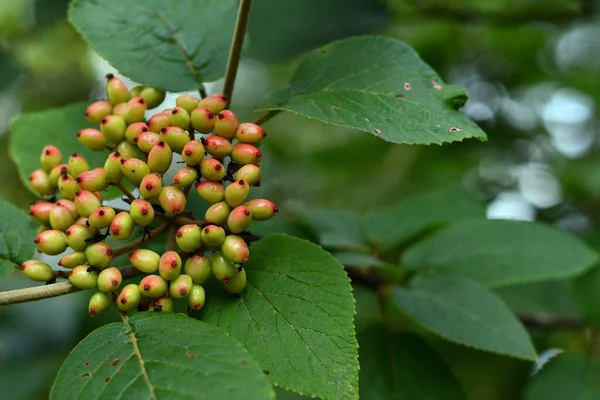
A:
174,216,205,226
253,110,281,126
112,223,170,257
222,0,253,106
167,225,176,251
198,85,208,99
115,182,136,201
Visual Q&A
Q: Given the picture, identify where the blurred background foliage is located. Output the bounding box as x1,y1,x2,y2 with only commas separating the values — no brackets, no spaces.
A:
1,0,599,398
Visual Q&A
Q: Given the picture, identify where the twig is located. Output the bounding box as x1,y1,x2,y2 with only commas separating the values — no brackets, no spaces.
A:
198,86,208,99
253,110,281,126
167,225,176,251
519,314,585,330
222,0,253,105
112,223,170,257
174,216,204,226
115,182,136,202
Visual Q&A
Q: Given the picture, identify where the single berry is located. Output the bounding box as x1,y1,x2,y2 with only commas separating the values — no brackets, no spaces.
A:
214,110,238,139
231,143,262,165
97,267,123,293
85,241,113,268
34,230,68,255
40,145,63,172
158,186,186,215
74,190,102,217
59,252,87,269
198,93,228,114
176,94,200,113
170,107,191,130
58,173,80,200
125,122,149,144
169,274,193,298
116,284,142,312
140,87,165,109
120,158,151,184
88,291,112,317
116,140,140,160
210,252,237,283
181,140,205,166
105,74,130,105
221,234,250,264
175,224,202,253
201,225,226,247
188,284,206,310
135,131,160,153
77,168,108,192
160,126,190,153
67,153,90,178
224,180,250,207
88,206,116,229
234,164,261,186
139,274,168,298
29,200,54,224
204,201,230,226
100,115,127,143
245,199,278,220
123,96,147,125
130,199,155,226
158,251,182,280
129,249,160,273
227,205,252,234
65,224,93,252
49,164,68,186
29,169,54,195
49,203,76,231
195,180,225,203
184,254,211,284
85,100,112,124
173,166,198,188
147,141,173,174
104,151,124,183
148,296,174,312
235,123,266,144
204,135,233,159
139,172,163,199
110,212,135,240
147,112,172,133
77,128,107,151
224,268,246,295
21,260,54,282
69,265,99,289
199,157,226,181
190,107,215,133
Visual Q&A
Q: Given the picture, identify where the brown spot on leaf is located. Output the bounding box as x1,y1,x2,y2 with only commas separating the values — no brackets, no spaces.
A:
333,116,342,122
80,372,92,378
404,82,412,90
104,377,110,383
262,369,270,375
331,106,341,110
394,93,404,98
448,126,463,132
373,128,382,135
85,362,91,366
186,352,195,359
240,359,248,366
112,358,120,366
432,80,443,90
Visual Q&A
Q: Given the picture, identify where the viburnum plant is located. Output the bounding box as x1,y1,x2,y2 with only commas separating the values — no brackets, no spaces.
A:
2,1,600,399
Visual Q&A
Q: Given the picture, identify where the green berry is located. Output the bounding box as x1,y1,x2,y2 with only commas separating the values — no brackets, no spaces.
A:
234,164,261,186
105,74,130,105
201,225,226,246
21,260,54,282
204,135,233,159
245,199,278,220
160,126,190,153
29,169,54,195
34,230,67,255
224,268,246,295
148,296,174,312
59,252,87,269
77,128,107,151
184,254,211,284
147,141,173,174
139,274,168,298
88,291,112,317
224,180,250,207
190,107,215,133
175,224,202,253
88,206,116,229
188,284,206,310
116,140,140,160
173,166,198,188
69,265,99,289
170,107,191,130
129,249,160,273
214,110,238,139
100,115,127,143
135,131,160,153
120,158,150,184
29,200,54,224
210,252,236,283
204,201,230,225
140,87,165,109
49,203,75,231
125,122,149,144
97,267,123,292
139,172,163,199
76,168,107,192
58,173,80,200
116,284,142,311
65,224,93,251
147,112,172,133
198,93,228,114
67,153,90,178
85,241,113,268
130,85,144,97
159,251,182,280
235,122,266,144
169,274,193,298
49,164,68,186
104,151,124,183
195,180,225,203
199,157,225,181
74,190,102,217
181,140,205,166
130,199,155,226
110,212,134,240
231,143,262,165
85,100,112,124
40,145,63,172
159,186,186,215
221,235,250,263
227,205,252,234
175,94,199,113
123,96,147,125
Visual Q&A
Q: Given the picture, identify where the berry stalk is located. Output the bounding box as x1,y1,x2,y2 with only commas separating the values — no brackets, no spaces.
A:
222,0,253,106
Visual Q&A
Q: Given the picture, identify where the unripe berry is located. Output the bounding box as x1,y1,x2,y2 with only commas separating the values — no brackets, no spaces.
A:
97,267,123,293
176,94,200,113
77,128,107,151
88,291,112,317
129,249,160,273
204,135,233,159
49,164,68,186
65,224,93,251
106,74,130,105
125,122,149,144
69,265,99,289
74,190,102,217
21,260,54,282
139,172,163,199
175,224,202,253
204,201,230,226
170,107,191,130
159,186,186,215
198,93,228,114
147,112,172,133
147,141,173,174
40,145,63,172
116,140,140,160
190,107,215,133
29,169,54,195
234,164,261,186
199,157,225,181
88,206,116,229
221,235,250,264
135,131,160,153
67,153,89,178
130,85,144,97
227,205,252,234
235,123,266,144
160,126,190,153
173,166,198,188
110,211,134,240
130,199,155,226
34,230,67,255
85,241,113,268
56,199,77,216
103,152,123,184
140,87,165,109
116,284,142,311
201,225,226,246
210,252,237,283
58,173,80,200
123,96,147,124
224,268,247,295
169,274,193,298
195,180,224,203
148,296,174,312
246,199,279,220
29,200,54,224
184,254,211,284
76,168,107,192
139,274,168,298
181,140,205,166
224,180,250,207
120,158,150,184
85,100,112,124
49,203,75,231
101,115,127,143
59,252,86,269
159,251,182,280
188,284,206,310
113,102,127,117
231,144,262,165
214,110,238,139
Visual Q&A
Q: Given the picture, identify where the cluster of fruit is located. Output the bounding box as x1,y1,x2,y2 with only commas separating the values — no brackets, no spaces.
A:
21,74,277,316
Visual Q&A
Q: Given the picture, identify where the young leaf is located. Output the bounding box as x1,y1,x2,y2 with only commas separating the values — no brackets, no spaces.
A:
50,313,274,400
201,234,359,400
68,0,237,91
0,199,37,280
359,325,466,400
392,274,537,361
266,36,487,145
402,219,599,287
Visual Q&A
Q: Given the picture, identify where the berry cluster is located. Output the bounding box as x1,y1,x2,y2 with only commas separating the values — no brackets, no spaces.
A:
22,74,277,316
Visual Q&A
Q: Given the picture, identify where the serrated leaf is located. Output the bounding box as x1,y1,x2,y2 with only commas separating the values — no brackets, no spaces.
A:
68,0,237,91
358,325,466,400
392,274,537,361
266,36,487,145
402,219,599,287
365,186,485,251
201,234,358,400
0,199,37,280
51,313,274,400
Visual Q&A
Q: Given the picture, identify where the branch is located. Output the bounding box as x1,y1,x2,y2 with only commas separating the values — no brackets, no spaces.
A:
112,223,170,257
253,110,281,126
222,0,253,105
115,182,136,202
519,314,585,330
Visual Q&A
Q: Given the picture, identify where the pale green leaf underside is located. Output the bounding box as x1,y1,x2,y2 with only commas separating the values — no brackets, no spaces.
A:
51,313,274,400
0,199,37,280
201,234,359,400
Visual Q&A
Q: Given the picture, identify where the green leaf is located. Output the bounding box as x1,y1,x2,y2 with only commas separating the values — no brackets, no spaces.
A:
266,36,487,145
0,199,37,280
201,234,359,400
571,265,600,327
402,219,599,287
51,313,274,400
358,325,466,400
68,0,237,91
365,186,486,251
10,103,123,200
392,274,536,360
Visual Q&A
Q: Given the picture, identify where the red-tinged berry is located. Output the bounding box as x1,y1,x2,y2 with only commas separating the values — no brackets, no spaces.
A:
224,268,246,295
204,201,230,226
116,140,140,160
120,158,150,184
148,296,174,312
176,94,200,114
173,166,198,188
67,153,89,177
214,110,238,139
65,224,93,251
159,251,182,280
231,143,262,165
147,112,172,133
69,265,99,289
100,115,127,143
190,107,215,133
140,87,165,109
49,164,68,186
170,107,191,130
160,126,190,153
184,254,211,284
135,131,160,153
210,252,236,283
85,241,113,268
227,205,252,234
88,291,112,317
147,141,173,174
88,206,116,229
116,284,142,311
125,122,149,144
169,274,193,298
58,173,80,200
29,200,54,224
110,212,134,240
97,267,123,293
199,157,225,181
21,260,54,282
29,169,54,195
158,186,186,215
195,180,224,203
74,190,102,217
221,235,250,264
56,199,77,216
188,284,206,310
77,128,106,151
113,102,127,117
105,74,130,105
245,199,278,220
204,135,233,159
58,252,86,269
40,145,63,172
123,96,147,124
34,230,67,255
49,202,75,231
130,199,155,226
139,172,162,199
129,249,160,273
181,140,205,166
201,225,226,246
234,163,261,186
198,93,228,114
224,180,250,207
163,108,173,114
103,151,123,184
85,100,112,124
76,168,107,192
175,224,202,253
139,274,168,298
235,123,266,144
